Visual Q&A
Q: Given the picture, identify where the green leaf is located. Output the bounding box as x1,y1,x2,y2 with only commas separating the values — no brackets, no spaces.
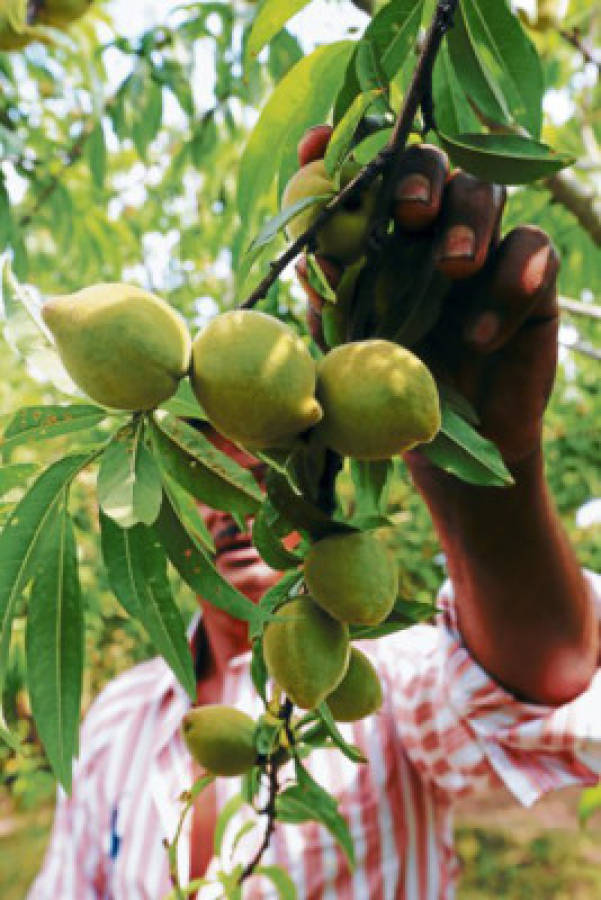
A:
1,405,107,454
238,42,354,224
352,127,393,165
364,0,424,81
276,761,355,868
97,422,163,528
150,416,262,518
252,500,303,571
355,40,389,100
248,193,333,256
153,492,261,628
437,132,573,185
214,793,244,859
350,460,392,518
0,455,90,701
132,78,163,161
86,121,107,190
324,90,384,179
420,404,513,487
446,3,511,131
457,0,544,138
579,784,601,827
0,464,38,499
0,709,20,752
305,254,337,304
316,703,367,764
159,379,205,421
250,639,268,702
161,473,215,554
245,0,312,69
432,42,480,136
254,865,297,900
26,502,83,793
99,513,196,698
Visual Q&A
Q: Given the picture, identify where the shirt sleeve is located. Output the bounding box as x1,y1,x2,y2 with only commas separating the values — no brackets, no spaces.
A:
378,569,601,807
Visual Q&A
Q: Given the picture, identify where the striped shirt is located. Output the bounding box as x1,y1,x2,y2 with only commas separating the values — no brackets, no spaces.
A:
28,572,601,899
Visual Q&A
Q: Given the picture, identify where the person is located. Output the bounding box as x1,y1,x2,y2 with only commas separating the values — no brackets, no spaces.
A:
28,129,601,899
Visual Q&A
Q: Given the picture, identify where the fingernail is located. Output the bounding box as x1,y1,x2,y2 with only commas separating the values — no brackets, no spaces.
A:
466,311,500,346
396,173,431,204
440,225,476,261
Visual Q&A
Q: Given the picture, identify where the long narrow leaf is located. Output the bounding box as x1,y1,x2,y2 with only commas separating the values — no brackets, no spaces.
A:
26,501,83,793
1,404,107,454
0,455,90,701
100,512,196,698
153,494,261,629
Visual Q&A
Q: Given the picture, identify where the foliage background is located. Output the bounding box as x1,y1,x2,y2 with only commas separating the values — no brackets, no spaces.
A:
0,0,600,894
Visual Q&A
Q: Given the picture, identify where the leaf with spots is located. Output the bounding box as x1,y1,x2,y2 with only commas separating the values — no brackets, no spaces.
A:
1,404,108,455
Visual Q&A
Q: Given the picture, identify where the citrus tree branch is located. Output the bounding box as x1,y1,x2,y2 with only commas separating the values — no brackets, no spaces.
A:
240,0,460,310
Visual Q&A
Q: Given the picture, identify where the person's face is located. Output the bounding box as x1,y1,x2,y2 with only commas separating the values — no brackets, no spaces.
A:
196,428,281,605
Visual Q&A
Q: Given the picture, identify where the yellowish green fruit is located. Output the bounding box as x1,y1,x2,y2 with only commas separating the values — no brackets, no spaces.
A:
181,705,256,776
304,530,398,626
263,597,350,710
190,310,322,449
36,0,92,27
281,158,378,265
315,339,441,460
326,647,383,721
42,283,192,411
0,0,48,49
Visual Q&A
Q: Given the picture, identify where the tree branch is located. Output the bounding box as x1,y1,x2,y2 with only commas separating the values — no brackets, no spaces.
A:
240,0,459,310
559,27,601,74
545,167,601,249
238,698,294,886
559,296,601,320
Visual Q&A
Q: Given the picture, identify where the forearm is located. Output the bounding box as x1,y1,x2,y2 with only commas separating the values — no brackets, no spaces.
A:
407,447,599,705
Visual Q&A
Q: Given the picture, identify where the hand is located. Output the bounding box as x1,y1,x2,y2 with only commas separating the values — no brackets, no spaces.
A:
295,125,560,466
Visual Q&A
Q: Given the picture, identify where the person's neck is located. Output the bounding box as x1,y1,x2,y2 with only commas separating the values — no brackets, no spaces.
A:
194,603,250,703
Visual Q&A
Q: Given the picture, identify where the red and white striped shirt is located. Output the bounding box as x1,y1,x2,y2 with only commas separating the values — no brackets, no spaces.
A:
28,572,601,899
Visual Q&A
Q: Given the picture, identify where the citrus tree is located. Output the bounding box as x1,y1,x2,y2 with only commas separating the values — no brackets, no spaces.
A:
1,0,600,895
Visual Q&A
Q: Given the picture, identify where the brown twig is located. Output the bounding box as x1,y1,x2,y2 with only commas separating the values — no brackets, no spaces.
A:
18,121,98,229
240,0,459,310
238,698,294,886
559,27,601,74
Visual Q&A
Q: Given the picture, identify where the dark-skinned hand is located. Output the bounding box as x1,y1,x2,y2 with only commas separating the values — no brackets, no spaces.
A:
295,125,560,467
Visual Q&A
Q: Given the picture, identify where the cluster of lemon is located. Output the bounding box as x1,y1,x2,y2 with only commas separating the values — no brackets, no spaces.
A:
0,0,92,49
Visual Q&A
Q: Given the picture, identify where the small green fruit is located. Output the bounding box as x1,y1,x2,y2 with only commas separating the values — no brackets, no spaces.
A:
190,309,322,449
42,283,192,411
326,647,383,722
315,339,441,460
263,597,350,710
35,0,92,26
0,0,48,49
181,705,256,776
304,530,398,626
281,158,377,265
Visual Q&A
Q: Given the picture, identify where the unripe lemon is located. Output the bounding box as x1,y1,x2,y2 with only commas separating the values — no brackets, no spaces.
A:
190,310,322,449
281,159,377,265
35,0,92,26
263,597,350,710
326,647,383,722
304,530,398,626
315,339,441,459
42,283,192,410
181,705,256,776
